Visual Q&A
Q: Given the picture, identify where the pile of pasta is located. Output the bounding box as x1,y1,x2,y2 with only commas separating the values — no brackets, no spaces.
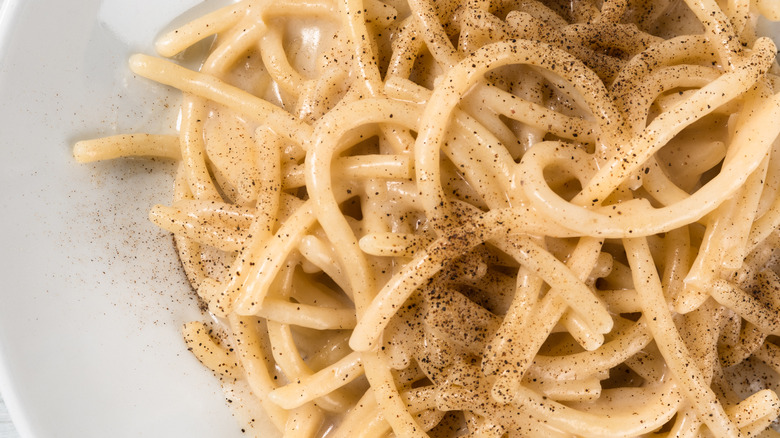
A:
75,0,780,435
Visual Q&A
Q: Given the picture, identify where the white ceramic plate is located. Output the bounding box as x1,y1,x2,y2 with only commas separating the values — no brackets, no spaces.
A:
0,0,779,436
0,0,252,436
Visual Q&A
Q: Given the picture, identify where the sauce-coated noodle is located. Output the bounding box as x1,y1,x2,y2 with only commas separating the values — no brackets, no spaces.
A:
75,0,780,436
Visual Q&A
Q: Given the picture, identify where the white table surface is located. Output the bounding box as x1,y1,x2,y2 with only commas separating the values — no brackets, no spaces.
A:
0,0,15,430
0,395,20,438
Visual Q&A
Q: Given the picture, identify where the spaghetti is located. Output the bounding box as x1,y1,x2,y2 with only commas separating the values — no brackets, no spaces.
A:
75,0,780,436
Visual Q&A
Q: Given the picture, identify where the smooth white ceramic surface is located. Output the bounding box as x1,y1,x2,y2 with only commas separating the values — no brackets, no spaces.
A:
0,0,249,436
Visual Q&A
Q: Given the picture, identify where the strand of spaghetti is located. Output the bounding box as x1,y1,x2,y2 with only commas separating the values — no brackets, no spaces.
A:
575,37,776,206
719,170,774,266
459,7,512,54
295,65,349,122
740,242,780,289
438,379,680,437
327,388,380,438
73,134,180,162
155,1,248,57
598,289,641,313
474,84,597,143
298,235,353,297
203,19,266,77
561,311,604,353
169,164,209,289
257,298,356,329
624,65,721,134
414,39,624,225
749,194,780,251
149,201,254,252
524,376,602,402
342,0,415,168
301,333,354,374
562,22,662,55
519,91,780,237
622,353,666,384
710,279,780,335
511,380,682,437
227,315,289,431
282,154,414,189
364,0,400,28
353,180,390,239
679,197,752,312
754,341,780,374
181,321,237,377
505,11,548,42
385,17,422,79
268,350,363,410
570,0,601,21
726,0,751,36
641,158,691,206
179,96,221,200
358,232,427,257
596,0,629,23
461,418,505,438
259,26,305,95
160,198,254,225
459,86,519,152
413,410,447,432
283,403,324,438
260,0,337,19
338,154,413,179
343,0,382,95
623,237,741,437
721,322,767,367
755,135,780,218
528,319,651,380
612,35,711,103
465,0,490,11
199,2,266,77
481,267,542,372
727,390,780,433
506,0,568,28
679,304,722,382
661,409,703,438
408,0,458,68
680,0,741,66
128,54,312,145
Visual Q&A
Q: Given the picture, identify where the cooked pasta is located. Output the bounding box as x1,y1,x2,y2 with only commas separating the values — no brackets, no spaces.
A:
75,0,780,436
